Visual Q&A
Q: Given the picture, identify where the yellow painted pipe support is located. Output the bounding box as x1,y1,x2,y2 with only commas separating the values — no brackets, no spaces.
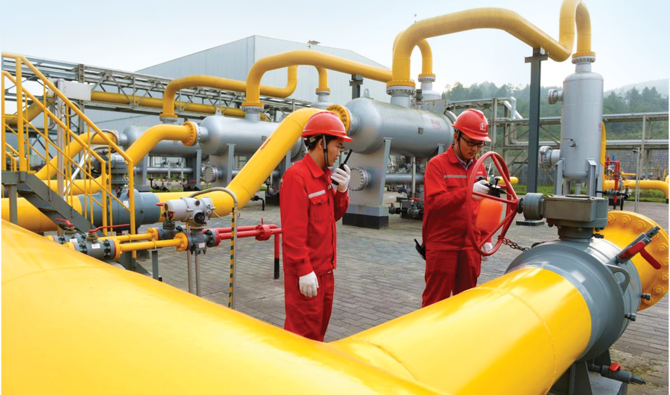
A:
603,179,669,200
598,211,669,310
35,131,117,180
1,220,444,395
159,67,298,120
242,51,392,108
391,0,594,88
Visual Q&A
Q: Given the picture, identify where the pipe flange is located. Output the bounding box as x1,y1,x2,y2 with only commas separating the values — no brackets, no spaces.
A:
101,129,120,145
316,89,331,95
159,114,179,124
599,210,669,311
386,84,416,96
418,74,436,83
241,104,264,113
202,165,221,183
572,53,596,64
181,121,198,147
174,232,190,252
547,89,563,105
326,104,351,134
348,166,370,192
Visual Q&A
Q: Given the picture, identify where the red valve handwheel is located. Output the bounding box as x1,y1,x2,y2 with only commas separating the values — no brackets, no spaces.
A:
465,151,519,256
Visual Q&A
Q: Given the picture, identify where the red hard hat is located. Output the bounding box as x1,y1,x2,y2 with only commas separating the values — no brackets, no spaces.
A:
453,109,490,142
302,112,353,142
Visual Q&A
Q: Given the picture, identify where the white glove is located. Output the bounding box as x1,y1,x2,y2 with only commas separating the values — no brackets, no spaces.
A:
472,180,490,200
331,164,351,193
481,242,493,261
299,271,319,298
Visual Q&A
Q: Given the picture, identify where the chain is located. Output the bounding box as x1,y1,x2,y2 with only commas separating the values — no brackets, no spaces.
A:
502,238,529,252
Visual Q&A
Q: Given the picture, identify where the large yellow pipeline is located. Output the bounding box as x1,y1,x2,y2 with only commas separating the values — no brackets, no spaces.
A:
391,0,594,88
2,109,322,233
241,51,392,108
2,219,591,394
393,32,434,78
35,131,117,180
90,91,248,118
604,179,669,200
159,66,299,120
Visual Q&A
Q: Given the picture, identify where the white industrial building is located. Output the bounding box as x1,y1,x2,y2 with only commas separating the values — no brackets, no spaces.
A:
90,35,390,130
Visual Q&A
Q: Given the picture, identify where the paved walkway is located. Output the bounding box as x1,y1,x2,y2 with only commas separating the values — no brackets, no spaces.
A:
145,197,668,394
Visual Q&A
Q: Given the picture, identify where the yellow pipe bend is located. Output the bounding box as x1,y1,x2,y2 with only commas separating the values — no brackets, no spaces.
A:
393,32,434,78
159,67,299,120
391,0,594,88
6,97,55,126
242,51,391,108
2,219,592,395
36,131,117,180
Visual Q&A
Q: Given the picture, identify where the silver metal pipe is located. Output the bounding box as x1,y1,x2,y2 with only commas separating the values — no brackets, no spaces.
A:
195,253,201,297
134,167,194,174
187,250,193,294
410,157,416,197
385,173,424,184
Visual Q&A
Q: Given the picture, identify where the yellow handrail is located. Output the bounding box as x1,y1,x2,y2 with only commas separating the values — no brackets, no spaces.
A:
2,55,136,236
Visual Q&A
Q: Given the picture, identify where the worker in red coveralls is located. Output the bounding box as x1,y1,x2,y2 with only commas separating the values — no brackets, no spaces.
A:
279,111,352,341
421,109,493,307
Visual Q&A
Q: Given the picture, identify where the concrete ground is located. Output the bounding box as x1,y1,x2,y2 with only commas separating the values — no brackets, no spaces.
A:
143,196,668,394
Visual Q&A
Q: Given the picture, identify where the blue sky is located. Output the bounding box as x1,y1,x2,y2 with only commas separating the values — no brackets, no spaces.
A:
1,0,668,92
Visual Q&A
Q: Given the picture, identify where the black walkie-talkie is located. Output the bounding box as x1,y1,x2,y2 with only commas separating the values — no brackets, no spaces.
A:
332,149,353,186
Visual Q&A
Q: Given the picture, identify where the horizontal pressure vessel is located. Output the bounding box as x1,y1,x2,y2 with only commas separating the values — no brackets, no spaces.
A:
344,98,453,157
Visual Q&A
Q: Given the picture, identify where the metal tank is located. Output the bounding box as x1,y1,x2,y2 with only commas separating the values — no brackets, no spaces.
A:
344,97,453,157
558,57,604,183
199,115,304,187
327,99,454,229
199,115,302,159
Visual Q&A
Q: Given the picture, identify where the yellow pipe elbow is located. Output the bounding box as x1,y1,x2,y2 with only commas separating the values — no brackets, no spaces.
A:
45,123,197,195
393,31,434,78
391,0,593,88
159,67,298,120
242,51,391,108
6,97,55,126
36,131,117,180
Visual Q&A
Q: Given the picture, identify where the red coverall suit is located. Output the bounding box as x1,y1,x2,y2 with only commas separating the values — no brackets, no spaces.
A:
280,154,349,341
421,145,487,307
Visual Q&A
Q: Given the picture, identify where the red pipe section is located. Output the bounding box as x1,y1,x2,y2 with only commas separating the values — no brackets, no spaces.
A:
205,223,282,279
